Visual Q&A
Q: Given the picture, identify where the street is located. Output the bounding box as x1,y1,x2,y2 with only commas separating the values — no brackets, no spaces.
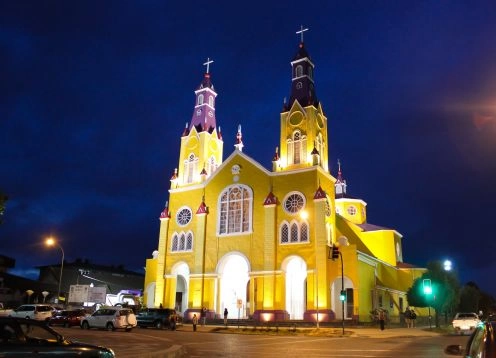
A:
56,325,471,357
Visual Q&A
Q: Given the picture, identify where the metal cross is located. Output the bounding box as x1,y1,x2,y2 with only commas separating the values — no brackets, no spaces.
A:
203,57,214,73
296,25,309,42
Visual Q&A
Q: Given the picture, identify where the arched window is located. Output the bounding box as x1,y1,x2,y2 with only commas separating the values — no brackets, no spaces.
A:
290,222,299,242
300,222,308,242
186,232,193,250
171,234,178,251
308,66,313,79
279,220,310,244
179,233,185,251
281,223,289,243
208,96,214,107
184,153,198,184
316,133,324,161
171,231,194,252
208,156,217,177
295,65,303,77
198,94,204,105
287,130,306,165
218,185,253,235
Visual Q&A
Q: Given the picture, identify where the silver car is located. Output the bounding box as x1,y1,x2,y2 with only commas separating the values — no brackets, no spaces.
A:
80,307,137,332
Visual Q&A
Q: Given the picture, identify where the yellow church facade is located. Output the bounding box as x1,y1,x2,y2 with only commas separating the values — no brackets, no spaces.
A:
143,38,425,323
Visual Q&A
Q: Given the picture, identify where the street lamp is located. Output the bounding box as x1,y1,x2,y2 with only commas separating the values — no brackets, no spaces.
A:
45,237,65,304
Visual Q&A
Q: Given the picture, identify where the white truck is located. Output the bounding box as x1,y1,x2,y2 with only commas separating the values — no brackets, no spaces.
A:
452,312,480,335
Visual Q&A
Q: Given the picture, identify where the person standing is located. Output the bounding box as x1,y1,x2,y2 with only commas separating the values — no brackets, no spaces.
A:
379,309,386,331
410,308,417,328
192,313,198,331
223,308,228,327
404,307,412,328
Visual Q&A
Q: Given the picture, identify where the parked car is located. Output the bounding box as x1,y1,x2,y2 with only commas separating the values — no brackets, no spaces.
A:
0,316,115,357
452,312,481,335
445,318,495,357
49,309,88,328
136,308,181,329
80,307,137,332
8,304,54,321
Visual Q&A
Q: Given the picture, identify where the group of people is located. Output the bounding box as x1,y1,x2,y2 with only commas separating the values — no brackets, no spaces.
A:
192,307,210,331
404,307,417,328
191,307,229,331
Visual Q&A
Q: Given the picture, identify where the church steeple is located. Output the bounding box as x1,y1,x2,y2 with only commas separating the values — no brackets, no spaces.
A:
278,28,329,172
189,58,217,133
176,59,223,187
286,25,318,109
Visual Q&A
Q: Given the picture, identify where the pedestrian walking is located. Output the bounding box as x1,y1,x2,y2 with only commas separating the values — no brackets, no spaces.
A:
223,308,228,327
192,313,198,331
379,309,386,331
200,307,207,327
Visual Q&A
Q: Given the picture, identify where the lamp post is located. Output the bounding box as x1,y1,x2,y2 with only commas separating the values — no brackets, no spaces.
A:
45,237,65,304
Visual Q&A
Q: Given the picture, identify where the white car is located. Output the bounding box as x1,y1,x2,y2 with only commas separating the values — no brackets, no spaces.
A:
80,307,137,332
452,312,481,335
8,304,54,321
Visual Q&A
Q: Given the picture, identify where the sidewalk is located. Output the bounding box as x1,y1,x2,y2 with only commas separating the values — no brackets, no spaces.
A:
179,323,443,339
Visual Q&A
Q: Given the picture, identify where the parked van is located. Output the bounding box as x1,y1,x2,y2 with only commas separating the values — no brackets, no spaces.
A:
9,304,54,321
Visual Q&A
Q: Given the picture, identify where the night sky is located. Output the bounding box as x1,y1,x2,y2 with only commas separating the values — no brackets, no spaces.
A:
1,1,496,296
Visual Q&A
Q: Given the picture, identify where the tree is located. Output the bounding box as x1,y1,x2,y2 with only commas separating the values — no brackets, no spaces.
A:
407,260,460,327
0,191,7,224
459,281,496,318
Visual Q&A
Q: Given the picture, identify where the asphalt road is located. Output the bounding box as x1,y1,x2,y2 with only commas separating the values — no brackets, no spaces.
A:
56,325,472,358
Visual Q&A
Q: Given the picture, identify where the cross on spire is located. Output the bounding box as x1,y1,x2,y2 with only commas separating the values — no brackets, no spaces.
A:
296,25,309,43
203,57,214,74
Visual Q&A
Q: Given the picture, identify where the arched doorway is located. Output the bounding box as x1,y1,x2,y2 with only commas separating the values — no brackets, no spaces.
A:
171,262,189,315
217,253,250,319
282,256,307,320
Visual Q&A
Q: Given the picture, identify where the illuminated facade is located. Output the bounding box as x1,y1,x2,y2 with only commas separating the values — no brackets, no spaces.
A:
143,39,425,322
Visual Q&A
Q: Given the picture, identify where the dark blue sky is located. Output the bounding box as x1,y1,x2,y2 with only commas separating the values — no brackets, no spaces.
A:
1,1,496,295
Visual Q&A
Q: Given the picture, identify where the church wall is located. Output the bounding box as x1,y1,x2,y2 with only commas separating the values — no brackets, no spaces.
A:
357,257,377,321
143,258,157,307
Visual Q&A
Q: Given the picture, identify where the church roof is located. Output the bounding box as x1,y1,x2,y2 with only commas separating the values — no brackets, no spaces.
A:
356,222,393,232
293,42,311,61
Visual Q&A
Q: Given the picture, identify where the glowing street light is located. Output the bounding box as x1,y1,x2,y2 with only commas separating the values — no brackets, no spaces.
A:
45,237,65,304
443,260,452,271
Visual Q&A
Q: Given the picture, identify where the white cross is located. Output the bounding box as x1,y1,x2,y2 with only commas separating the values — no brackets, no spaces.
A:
203,57,214,73
296,25,309,42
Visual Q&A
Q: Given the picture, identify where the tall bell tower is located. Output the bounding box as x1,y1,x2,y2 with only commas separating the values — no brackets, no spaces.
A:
173,59,224,188
276,27,329,173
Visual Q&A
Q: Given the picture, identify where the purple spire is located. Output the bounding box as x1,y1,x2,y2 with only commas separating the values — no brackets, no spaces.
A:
189,58,217,133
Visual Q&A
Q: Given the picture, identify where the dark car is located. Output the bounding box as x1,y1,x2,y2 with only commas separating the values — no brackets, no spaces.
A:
136,308,181,329
0,316,115,357
445,319,495,357
49,309,88,328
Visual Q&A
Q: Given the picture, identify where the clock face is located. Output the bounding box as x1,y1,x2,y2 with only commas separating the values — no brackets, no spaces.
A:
176,207,192,226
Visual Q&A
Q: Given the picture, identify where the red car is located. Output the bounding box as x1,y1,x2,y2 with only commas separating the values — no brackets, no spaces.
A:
48,309,88,328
